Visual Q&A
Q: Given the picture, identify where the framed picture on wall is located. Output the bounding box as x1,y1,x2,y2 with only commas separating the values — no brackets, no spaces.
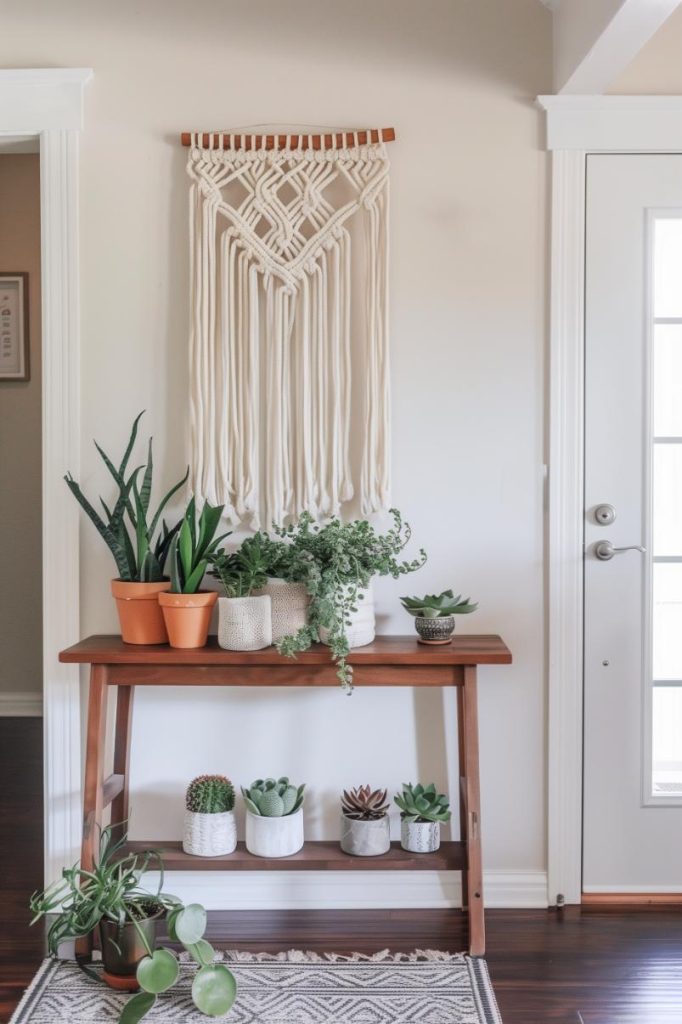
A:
0,272,29,381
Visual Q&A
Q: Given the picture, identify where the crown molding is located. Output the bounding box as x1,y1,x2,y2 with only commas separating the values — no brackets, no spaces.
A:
538,94,682,151
0,68,93,132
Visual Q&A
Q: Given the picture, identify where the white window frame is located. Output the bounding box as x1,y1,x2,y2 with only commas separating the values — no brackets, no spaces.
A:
0,68,92,885
539,95,682,904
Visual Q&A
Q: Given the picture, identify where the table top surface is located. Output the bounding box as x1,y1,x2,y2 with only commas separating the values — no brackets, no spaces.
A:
60,634,512,666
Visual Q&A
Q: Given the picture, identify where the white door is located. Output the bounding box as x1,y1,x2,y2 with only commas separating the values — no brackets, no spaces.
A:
584,155,682,893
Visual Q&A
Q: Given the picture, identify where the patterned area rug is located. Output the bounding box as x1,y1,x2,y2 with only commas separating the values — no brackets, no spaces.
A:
10,951,502,1023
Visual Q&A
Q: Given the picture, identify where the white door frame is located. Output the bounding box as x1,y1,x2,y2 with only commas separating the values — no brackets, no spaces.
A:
539,95,682,905
0,68,92,884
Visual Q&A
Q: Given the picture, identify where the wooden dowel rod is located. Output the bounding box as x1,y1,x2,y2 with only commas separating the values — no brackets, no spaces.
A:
181,128,396,150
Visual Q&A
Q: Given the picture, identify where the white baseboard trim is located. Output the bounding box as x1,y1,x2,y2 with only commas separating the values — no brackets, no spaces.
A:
142,869,548,911
0,692,43,716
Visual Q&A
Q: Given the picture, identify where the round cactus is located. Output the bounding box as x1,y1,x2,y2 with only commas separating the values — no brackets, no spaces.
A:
186,775,235,814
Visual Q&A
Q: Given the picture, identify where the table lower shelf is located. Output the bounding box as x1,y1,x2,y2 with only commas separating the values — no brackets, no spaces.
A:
123,839,466,872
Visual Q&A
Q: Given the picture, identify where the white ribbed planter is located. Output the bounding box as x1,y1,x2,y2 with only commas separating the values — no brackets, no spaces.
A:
340,814,391,857
182,810,237,857
400,819,441,853
319,585,375,648
218,595,272,651
245,808,304,858
253,579,310,643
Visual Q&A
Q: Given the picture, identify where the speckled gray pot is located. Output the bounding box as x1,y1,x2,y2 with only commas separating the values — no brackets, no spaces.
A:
400,819,441,853
340,815,391,857
414,615,455,645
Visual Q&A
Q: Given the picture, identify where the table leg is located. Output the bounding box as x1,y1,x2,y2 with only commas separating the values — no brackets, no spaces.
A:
462,665,485,956
457,685,469,913
77,664,108,960
111,685,135,841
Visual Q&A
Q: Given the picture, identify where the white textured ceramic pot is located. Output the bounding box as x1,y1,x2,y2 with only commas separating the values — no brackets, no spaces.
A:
218,595,272,651
319,584,375,649
245,808,304,858
253,579,310,643
183,810,237,857
400,819,441,854
340,815,391,857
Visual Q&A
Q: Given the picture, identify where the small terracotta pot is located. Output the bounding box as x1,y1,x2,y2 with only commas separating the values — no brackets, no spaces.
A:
111,580,171,645
158,591,217,649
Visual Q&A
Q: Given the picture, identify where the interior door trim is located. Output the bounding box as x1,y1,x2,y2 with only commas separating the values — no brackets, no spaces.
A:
538,95,682,908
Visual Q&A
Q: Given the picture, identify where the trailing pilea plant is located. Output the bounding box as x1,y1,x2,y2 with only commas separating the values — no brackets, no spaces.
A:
273,509,427,692
29,824,237,1022
64,411,188,583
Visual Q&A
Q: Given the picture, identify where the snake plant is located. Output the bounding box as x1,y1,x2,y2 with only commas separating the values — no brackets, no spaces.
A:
168,497,230,594
64,412,188,582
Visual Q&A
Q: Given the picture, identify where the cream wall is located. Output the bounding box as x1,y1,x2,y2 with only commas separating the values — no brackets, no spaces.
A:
0,0,552,902
610,4,682,92
0,154,42,700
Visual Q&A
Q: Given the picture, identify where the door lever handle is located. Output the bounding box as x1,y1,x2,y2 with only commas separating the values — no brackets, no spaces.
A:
594,540,646,561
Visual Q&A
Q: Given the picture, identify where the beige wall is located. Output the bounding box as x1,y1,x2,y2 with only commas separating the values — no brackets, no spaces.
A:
0,154,42,697
0,0,552,890
610,5,682,92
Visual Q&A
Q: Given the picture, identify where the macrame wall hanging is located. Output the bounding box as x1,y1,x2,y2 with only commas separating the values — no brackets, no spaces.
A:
183,127,395,528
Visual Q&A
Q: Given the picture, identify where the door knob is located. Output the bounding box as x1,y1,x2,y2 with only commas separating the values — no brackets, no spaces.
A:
594,540,646,561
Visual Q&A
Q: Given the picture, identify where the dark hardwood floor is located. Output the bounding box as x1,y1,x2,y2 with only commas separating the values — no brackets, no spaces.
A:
2,719,682,1023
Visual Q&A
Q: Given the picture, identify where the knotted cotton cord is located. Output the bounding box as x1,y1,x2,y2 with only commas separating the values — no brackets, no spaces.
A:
187,128,391,526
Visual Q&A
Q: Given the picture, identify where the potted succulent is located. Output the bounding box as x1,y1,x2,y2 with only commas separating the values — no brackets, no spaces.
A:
275,509,427,691
183,774,237,857
29,825,237,1021
242,777,305,857
211,535,272,651
64,412,188,644
400,590,478,645
340,785,391,857
395,783,451,853
158,497,229,649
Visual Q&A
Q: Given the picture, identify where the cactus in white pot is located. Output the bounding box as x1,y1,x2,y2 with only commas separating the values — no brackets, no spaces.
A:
242,777,306,858
340,785,391,857
183,775,237,857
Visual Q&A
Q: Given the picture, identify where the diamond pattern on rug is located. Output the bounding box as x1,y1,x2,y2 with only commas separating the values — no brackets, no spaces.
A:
11,952,503,1024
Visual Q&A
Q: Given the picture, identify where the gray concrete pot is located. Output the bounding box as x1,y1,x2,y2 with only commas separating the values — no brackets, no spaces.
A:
414,615,455,645
340,814,391,857
400,818,441,853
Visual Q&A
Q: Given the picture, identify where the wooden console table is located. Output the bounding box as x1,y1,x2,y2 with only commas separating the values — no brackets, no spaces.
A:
59,634,511,957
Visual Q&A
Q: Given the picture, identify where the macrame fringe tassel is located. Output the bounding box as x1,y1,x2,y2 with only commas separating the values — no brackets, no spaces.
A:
187,134,390,526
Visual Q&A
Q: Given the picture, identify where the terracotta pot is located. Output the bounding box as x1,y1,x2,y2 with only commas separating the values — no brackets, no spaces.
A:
100,904,163,991
158,590,217,649
111,580,171,645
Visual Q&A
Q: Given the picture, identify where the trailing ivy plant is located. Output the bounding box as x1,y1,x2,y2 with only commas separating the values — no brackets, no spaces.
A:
274,509,426,692
64,412,188,582
29,824,237,1022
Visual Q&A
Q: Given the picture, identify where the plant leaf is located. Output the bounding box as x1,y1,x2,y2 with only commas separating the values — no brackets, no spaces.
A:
118,991,156,1024
173,903,207,945
191,964,237,1017
136,948,179,994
